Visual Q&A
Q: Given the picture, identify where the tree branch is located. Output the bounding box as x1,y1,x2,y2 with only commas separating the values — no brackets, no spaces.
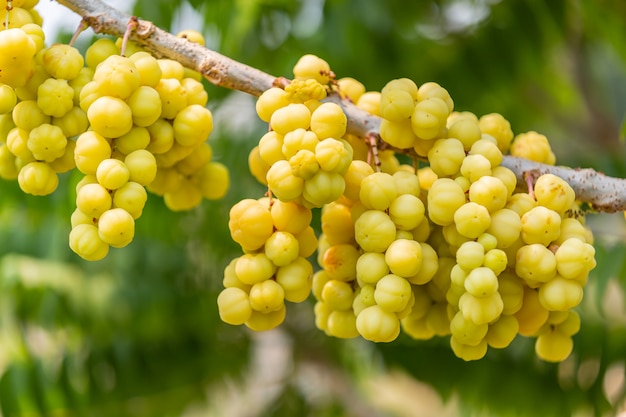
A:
55,0,626,213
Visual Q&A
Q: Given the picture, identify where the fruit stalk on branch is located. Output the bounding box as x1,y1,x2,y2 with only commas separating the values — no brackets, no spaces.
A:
56,0,626,213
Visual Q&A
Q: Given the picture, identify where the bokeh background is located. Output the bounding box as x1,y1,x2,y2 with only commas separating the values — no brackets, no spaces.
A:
2,0,626,416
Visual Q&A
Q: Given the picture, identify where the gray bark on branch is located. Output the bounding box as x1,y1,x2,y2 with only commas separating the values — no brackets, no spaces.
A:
55,0,626,213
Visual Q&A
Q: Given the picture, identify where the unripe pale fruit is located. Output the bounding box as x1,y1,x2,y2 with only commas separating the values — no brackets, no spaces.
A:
516,243,557,284
265,231,300,267
450,311,488,346
69,223,109,261
468,176,508,212
459,291,503,325
454,202,491,238
374,274,412,313
356,252,389,284
235,253,276,286
266,159,304,202
43,43,84,80
173,104,213,147
535,329,573,362
275,257,313,302
448,116,482,150
217,287,252,325
555,238,596,279
326,310,359,339
455,241,485,271
93,54,140,99
356,305,401,343
37,78,74,117
428,138,465,177
88,96,133,138
538,276,583,311
228,199,274,252
315,138,351,174
485,315,519,349
380,89,415,122
411,97,449,140
112,181,147,218
52,106,89,139
354,210,397,253
469,137,503,168
245,305,286,331
427,178,466,226
131,51,166,86
464,266,499,298
302,170,345,207
293,54,331,84
96,158,130,190
486,208,521,248
478,113,514,152
322,279,354,311
533,174,576,213
520,206,561,246
271,200,312,235
380,118,418,149
360,172,398,211
0,83,17,114
310,102,347,139
510,131,556,165
388,194,425,230
76,182,112,218
483,248,507,276
450,337,488,361
256,87,290,122
127,86,162,126
249,279,285,313
270,103,311,135
98,207,135,248
282,128,319,159
417,81,453,111
12,100,50,131
18,161,58,195
258,130,285,165
155,78,187,119
27,124,67,162
384,239,423,278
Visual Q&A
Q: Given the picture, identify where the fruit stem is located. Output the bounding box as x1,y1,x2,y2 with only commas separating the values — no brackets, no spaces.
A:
120,16,139,57
69,18,89,47
366,132,382,172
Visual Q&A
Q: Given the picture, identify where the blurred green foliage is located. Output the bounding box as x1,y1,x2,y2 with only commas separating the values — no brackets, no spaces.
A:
2,0,626,416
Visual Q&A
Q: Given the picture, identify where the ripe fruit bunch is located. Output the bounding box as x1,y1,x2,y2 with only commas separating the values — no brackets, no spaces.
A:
376,79,595,361
221,63,597,364
437,173,595,362
313,169,443,342
0,22,86,195
0,5,228,261
218,197,318,330
250,54,354,208
378,77,454,155
69,33,229,260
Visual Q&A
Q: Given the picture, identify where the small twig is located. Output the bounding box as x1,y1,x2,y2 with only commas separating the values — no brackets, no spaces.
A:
68,19,88,47
120,16,139,57
524,171,536,200
366,133,382,172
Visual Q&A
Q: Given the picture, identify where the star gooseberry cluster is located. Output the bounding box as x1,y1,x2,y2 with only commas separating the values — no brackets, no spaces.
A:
218,54,597,363
0,2,229,260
